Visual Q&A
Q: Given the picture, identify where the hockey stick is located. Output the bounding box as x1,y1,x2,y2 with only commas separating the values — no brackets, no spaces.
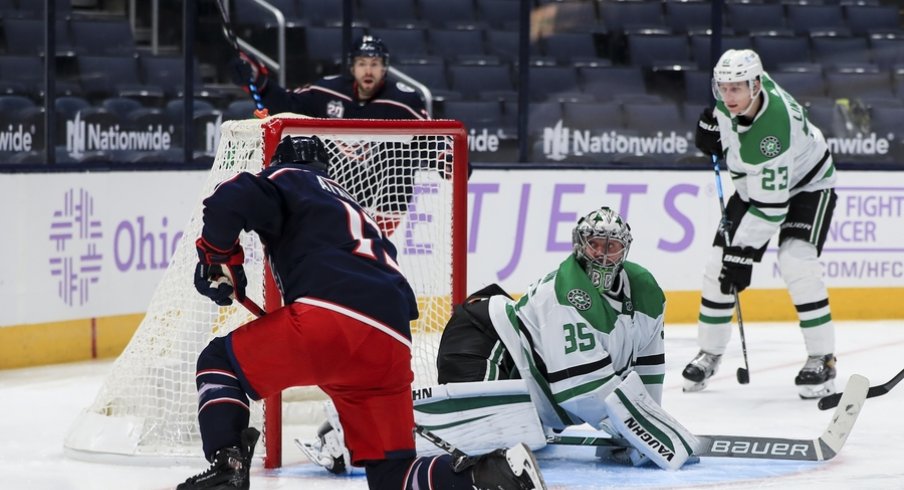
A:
818,366,904,410
551,374,868,462
214,0,269,119
415,424,478,472
713,154,751,384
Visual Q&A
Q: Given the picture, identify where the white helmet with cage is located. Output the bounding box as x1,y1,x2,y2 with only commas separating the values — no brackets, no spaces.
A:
572,207,633,294
711,49,763,102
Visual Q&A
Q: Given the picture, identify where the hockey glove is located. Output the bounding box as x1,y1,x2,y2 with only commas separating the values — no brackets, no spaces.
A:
719,246,756,295
229,50,269,93
194,238,247,306
695,108,722,159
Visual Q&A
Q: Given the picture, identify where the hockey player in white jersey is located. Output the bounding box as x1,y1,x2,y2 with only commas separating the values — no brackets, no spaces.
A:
684,49,838,399
434,207,701,470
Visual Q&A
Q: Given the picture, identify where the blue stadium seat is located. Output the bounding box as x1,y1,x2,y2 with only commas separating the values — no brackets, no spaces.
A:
70,19,136,55
869,105,904,137
684,70,715,104
627,33,691,67
357,0,418,28
541,32,598,63
622,101,685,133
825,70,894,100
843,5,903,36
429,29,486,58
304,26,365,63
448,63,512,99
369,27,429,58
1,19,73,56
224,100,257,121
77,55,144,99
394,59,449,91
579,65,647,101
504,100,562,135
0,94,36,115
11,0,71,19
786,4,846,36
165,99,216,120
296,0,343,26
442,100,505,130
597,1,664,32
562,101,622,130
664,0,713,34
0,55,44,97
690,34,752,70
485,30,538,61
727,3,786,34
751,35,812,71
54,95,90,120
233,0,297,26
528,65,579,101
771,70,827,99
140,55,202,98
476,0,519,30
870,37,904,71
419,0,478,28
101,97,143,121
811,36,870,69
542,1,601,34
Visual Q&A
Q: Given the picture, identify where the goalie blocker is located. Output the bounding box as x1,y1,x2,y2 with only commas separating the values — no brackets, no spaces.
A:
300,375,700,472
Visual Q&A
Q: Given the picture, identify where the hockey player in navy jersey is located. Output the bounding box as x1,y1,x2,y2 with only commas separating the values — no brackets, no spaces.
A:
232,35,428,120
231,35,449,236
178,135,545,490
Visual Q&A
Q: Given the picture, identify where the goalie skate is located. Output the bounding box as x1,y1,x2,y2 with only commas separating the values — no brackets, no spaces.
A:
472,443,547,490
796,354,837,399
682,351,722,392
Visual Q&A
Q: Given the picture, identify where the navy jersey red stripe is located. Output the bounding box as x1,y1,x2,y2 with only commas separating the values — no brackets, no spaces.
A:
200,163,418,338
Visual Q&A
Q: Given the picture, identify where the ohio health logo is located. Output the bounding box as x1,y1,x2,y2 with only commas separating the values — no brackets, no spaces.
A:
49,189,103,306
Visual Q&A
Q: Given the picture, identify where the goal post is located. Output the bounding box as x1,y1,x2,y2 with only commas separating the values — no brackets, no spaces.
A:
64,116,468,468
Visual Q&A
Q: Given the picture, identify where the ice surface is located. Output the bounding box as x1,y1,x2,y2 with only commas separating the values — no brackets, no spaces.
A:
2,320,902,489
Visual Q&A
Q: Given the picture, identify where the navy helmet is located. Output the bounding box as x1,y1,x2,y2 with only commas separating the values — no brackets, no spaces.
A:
350,35,389,66
272,135,329,173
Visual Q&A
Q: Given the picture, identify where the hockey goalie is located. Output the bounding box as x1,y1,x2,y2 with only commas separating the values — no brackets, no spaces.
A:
301,207,703,473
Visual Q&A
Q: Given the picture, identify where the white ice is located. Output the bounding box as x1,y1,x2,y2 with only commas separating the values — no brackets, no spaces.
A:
2,320,902,490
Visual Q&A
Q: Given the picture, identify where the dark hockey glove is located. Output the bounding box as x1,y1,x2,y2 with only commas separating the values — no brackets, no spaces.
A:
229,50,269,93
695,108,722,159
194,238,247,306
719,246,756,295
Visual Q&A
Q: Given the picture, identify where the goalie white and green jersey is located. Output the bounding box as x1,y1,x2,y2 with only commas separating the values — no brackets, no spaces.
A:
486,256,666,431
714,71,837,250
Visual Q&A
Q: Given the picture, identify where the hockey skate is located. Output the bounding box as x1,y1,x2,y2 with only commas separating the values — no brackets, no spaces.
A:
682,351,722,392
795,354,836,399
472,443,547,490
177,427,260,490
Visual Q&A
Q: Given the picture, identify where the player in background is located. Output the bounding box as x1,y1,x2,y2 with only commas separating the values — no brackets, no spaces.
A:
178,135,545,490
231,35,449,236
434,207,700,470
684,49,838,399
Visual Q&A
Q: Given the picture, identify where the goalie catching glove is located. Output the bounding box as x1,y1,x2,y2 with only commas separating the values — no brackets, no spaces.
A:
194,238,247,306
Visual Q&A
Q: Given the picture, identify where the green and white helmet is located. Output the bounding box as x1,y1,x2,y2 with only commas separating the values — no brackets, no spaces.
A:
572,207,632,294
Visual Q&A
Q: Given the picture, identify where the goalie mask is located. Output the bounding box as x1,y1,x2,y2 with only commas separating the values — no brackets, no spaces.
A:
572,207,632,294
271,135,330,173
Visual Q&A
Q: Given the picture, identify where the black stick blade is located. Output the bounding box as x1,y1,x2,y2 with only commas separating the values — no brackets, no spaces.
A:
737,367,750,384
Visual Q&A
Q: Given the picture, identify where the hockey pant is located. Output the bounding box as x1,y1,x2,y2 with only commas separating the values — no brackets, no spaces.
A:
698,189,837,356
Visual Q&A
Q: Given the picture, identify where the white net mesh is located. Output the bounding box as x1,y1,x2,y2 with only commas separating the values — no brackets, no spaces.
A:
64,117,464,462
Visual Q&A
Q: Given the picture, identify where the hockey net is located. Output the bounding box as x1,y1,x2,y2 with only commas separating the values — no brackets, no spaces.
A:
64,116,468,467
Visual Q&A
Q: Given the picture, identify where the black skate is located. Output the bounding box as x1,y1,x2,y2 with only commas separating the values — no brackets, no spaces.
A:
795,354,836,399
177,427,260,490
682,351,722,392
472,443,547,490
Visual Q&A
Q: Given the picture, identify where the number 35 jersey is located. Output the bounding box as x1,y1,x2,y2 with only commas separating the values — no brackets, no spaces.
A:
486,257,666,431
714,71,837,250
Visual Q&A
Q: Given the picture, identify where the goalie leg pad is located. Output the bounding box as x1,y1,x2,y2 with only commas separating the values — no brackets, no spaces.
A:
603,372,701,470
413,380,547,456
